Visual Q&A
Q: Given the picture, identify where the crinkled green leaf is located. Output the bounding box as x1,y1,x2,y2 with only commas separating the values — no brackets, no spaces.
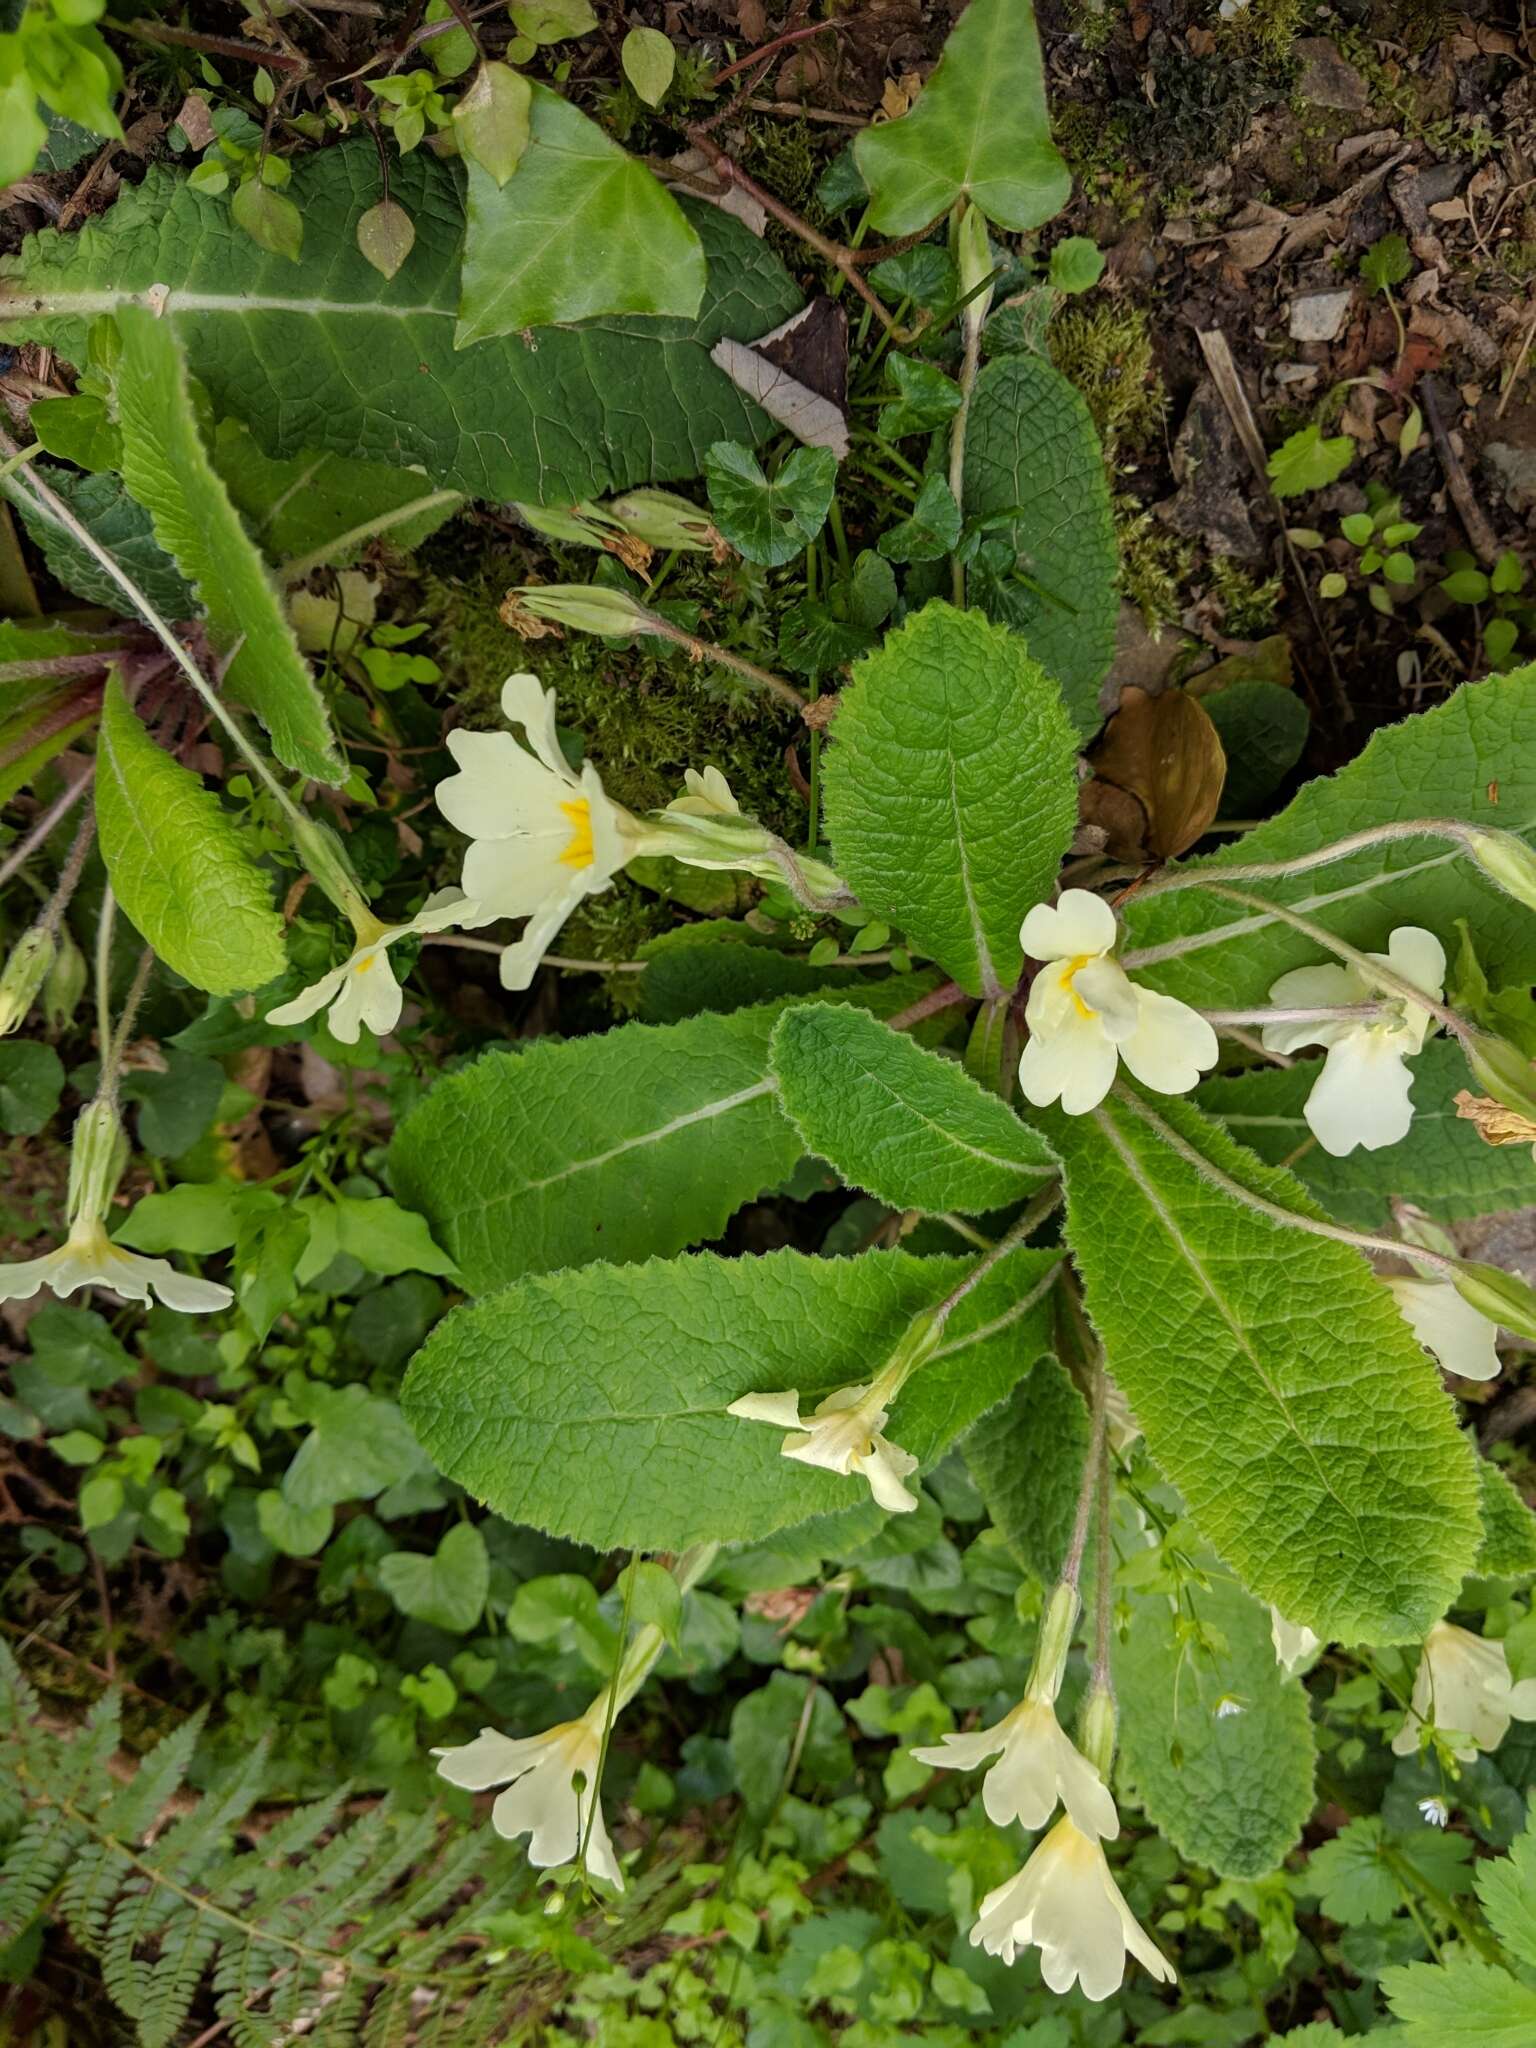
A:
111,307,341,785
852,0,1071,235
963,354,1118,733
94,675,287,997
1476,1802,1536,1967
402,1244,1060,1551
457,86,705,342
1115,1575,1316,1878
390,982,924,1292
1,463,191,615
281,1385,428,1511
0,144,802,506
1199,1040,1536,1230
1123,667,1536,1008
1048,1090,1480,1643
1477,1462,1536,1580
822,601,1079,999
770,1002,1055,1212
965,1353,1085,1582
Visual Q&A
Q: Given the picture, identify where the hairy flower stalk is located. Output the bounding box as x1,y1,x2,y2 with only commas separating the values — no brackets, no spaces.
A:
502,586,805,709
435,1547,715,1888
1124,816,1536,907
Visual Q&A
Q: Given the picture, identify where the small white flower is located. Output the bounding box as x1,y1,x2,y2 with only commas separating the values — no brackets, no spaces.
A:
1261,927,1445,1157
911,1697,1119,1838
434,1704,622,1887
1214,1694,1245,1720
1018,890,1219,1116
971,1817,1176,2000
267,890,474,1045
727,1380,920,1513
1270,1608,1322,1678
1418,1796,1450,1827
1386,1276,1501,1381
0,1215,233,1314
1391,1620,1536,1762
435,674,645,991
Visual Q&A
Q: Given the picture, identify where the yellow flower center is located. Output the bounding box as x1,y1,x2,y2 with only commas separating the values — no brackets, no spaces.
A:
1058,954,1097,1022
354,948,379,974
560,797,595,870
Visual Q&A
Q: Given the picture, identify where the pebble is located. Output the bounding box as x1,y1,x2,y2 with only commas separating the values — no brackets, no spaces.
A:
1288,289,1353,343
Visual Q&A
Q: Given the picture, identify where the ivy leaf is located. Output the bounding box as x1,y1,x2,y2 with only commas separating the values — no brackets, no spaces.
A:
1122,666,1536,1009
451,61,530,187
111,305,342,785
963,354,1118,733
1,144,803,506
1267,423,1355,499
770,1002,1056,1212
281,1385,428,1511
458,85,705,341
877,473,961,563
822,601,1079,1000
1115,1575,1317,1878
704,441,837,567
94,676,287,998
878,354,962,440
852,0,1071,235
401,1244,1060,1551
1047,1091,1481,1643
965,1354,1087,1583
378,1522,489,1634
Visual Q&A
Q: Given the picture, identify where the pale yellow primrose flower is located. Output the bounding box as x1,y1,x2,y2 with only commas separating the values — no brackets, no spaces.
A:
1018,889,1218,1116
1386,1275,1501,1381
267,889,474,1045
970,1816,1176,2000
435,674,643,991
911,1583,1117,1838
1392,1619,1536,1762
0,1098,231,1314
727,1378,921,1513
1261,926,1445,1157
434,1700,622,1887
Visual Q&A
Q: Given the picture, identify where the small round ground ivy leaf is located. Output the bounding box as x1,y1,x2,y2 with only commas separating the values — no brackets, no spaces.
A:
704,440,837,568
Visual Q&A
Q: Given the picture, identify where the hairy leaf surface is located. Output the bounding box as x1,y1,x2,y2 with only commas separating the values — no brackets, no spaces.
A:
963,354,1117,732
94,677,286,996
770,1002,1055,1212
1115,1575,1317,1877
965,1353,1086,1582
401,1245,1060,1550
822,602,1078,999
0,145,801,505
389,982,928,1292
1122,666,1536,1005
112,307,341,784
1049,1091,1480,1642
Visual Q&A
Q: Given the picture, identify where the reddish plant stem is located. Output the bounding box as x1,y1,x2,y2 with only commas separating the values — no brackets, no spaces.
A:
708,19,839,88
887,980,970,1032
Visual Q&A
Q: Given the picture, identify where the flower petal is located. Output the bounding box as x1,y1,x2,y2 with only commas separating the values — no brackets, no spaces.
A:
497,880,590,991
267,963,348,1029
1019,1018,1119,1116
1386,925,1447,1000
1119,990,1218,1096
139,1257,235,1314
859,1434,920,1512
1303,1033,1416,1156
1388,1277,1500,1381
437,728,568,839
434,1726,563,1791
727,1390,807,1429
1073,958,1141,1041
500,672,576,784
1021,889,1117,964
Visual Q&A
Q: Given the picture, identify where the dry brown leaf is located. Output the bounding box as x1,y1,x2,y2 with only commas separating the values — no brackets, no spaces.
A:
1089,686,1227,859
1455,1090,1536,1157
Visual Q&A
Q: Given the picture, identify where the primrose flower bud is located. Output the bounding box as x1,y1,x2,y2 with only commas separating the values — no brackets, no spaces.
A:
0,926,56,1036
955,200,994,344
1464,828,1536,914
67,1096,129,1228
514,501,624,549
1462,1030,1536,1124
1077,1683,1118,1783
501,584,652,641
1452,1261,1536,1344
605,489,727,557
42,927,86,1037
290,814,371,926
